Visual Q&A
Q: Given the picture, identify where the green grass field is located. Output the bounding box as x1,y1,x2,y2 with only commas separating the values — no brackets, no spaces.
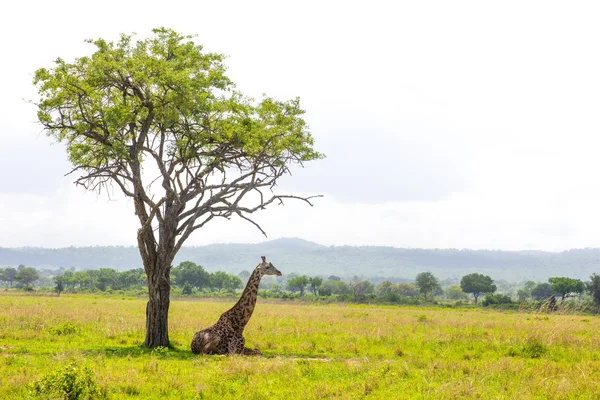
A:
1,293,600,399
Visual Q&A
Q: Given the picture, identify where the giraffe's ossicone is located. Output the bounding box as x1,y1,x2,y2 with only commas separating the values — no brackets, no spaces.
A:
191,256,281,355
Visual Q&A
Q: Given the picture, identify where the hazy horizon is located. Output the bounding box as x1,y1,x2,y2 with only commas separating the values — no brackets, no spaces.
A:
1,236,597,254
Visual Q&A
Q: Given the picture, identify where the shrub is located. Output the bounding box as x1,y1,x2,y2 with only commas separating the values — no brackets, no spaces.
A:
182,282,193,296
30,361,102,399
508,339,547,359
482,293,513,306
50,322,79,336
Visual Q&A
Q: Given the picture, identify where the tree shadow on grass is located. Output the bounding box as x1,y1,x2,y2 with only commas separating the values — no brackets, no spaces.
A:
81,344,197,360
81,346,334,362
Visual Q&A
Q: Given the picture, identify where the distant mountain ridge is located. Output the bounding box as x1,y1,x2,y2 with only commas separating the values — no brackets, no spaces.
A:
1,238,599,281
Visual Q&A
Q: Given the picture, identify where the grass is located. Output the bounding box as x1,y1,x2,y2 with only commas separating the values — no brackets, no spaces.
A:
1,292,600,399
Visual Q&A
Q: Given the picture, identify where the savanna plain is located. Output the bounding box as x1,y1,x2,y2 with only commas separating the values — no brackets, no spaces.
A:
1,293,600,399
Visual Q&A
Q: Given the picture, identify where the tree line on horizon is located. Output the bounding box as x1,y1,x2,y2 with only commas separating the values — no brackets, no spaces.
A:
3,262,600,311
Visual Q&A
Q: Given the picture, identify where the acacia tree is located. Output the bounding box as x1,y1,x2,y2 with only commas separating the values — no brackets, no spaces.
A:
33,28,323,347
15,267,39,287
287,275,309,296
460,273,496,304
548,277,585,301
415,272,440,301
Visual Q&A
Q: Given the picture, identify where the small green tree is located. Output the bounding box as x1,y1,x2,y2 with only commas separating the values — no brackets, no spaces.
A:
96,268,119,291
15,267,39,288
548,277,585,301
394,282,420,297
308,277,323,296
350,279,375,303
223,275,243,292
376,280,394,296
54,276,65,296
238,270,251,281
117,268,146,289
181,282,194,295
318,280,351,296
517,280,537,301
173,261,210,290
530,283,555,300
210,271,231,292
587,273,600,310
415,272,441,301
286,275,309,296
446,285,468,300
460,273,496,303
4,267,17,287
72,271,92,290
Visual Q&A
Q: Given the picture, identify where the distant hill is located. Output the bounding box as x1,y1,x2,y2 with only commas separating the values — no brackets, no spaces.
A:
1,238,600,282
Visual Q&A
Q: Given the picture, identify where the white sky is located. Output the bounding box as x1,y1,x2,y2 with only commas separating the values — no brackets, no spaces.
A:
1,0,600,251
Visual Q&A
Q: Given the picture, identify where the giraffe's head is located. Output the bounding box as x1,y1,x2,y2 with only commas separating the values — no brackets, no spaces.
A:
257,256,282,276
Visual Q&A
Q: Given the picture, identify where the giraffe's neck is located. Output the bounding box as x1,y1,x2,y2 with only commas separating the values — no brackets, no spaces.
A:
227,267,263,329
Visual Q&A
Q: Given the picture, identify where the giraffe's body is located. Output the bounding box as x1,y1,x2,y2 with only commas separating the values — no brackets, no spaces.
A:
191,256,281,355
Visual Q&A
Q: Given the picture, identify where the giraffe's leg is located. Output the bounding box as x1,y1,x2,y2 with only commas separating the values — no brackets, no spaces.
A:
237,334,262,356
241,347,263,356
227,334,245,355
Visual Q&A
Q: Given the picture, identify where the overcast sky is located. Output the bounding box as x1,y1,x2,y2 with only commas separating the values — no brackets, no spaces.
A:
1,0,600,251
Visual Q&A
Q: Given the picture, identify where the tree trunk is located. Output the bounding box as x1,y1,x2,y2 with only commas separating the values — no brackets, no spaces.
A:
143,261,171,347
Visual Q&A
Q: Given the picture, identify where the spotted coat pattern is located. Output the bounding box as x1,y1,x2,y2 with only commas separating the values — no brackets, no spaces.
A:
191,257,281,355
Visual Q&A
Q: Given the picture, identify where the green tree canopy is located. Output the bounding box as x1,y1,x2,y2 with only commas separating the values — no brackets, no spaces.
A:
351,279,375,303
33,27,323,347
415,272,441,300
394,282,420,298
54,275,65,296
460,273,496,303
587,273,600,308
376,280,394,296
209,271,242,292
172,261,209,290
3,267,17,287
223,275,243,292
15,267,39,287
308,277,323,296
238,270,251,281
530,283,555,301
446,285,468,300
286,275,309,296
548,277,585,301
318,280,351,296
96,268,119,291
209,271,230,291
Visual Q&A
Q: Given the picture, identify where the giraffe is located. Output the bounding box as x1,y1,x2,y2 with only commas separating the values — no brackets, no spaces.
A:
191,256,281,355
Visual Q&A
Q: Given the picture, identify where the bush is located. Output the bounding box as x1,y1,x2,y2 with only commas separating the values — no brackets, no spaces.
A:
182,282,193,295
507,338,547,358
30,361,103,399
482,293,513,306
50,322,79,336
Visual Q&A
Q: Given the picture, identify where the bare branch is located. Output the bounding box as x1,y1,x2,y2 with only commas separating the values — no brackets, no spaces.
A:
236,211,267,237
